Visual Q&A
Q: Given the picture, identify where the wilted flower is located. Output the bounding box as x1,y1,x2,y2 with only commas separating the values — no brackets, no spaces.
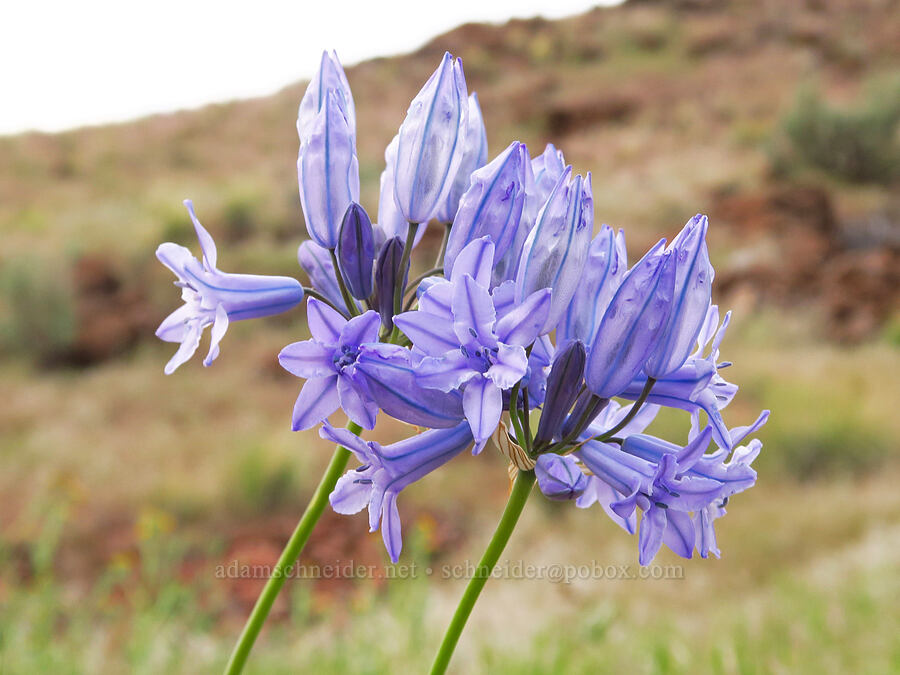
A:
156,200,304,374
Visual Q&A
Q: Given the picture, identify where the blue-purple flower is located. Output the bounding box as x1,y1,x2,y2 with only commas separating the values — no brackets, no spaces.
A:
644,214,713,379
443,141,530,276
156,46,770,580
297,50,355,140
377,135,428,247
557,224,627,346
621,304,769,450
535,454,589,501
393,52,469,224
325,421,473,562
433,92,488,225
393,238,550,450
585,239,675,398
279,299,381,430
156,200,304,374
336,202,375,300
515,168,593,332
298,90,360,249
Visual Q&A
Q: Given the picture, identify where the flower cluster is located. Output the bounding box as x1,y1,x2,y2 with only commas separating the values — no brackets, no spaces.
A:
156,51,768,566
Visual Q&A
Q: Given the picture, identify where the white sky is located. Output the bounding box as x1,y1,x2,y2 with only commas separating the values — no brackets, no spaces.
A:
2,0,617,135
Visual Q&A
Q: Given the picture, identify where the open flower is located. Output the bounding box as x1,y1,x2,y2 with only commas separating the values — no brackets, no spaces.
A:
393,237,551,450
279,299,381,430
325,421,473,562
156,200,304,375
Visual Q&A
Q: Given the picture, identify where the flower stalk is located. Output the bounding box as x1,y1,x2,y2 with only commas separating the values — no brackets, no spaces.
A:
224,421,362,675
429,469,536,675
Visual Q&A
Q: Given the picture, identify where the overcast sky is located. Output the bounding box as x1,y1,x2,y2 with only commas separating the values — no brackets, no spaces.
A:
3,1,618,135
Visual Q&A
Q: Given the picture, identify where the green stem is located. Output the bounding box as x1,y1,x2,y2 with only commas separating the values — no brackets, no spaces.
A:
429,470,536,675
224,421,362,675
404,266,444,301
302,287,348,318
593,377,656,443
388,223,419,343
393,222,419,319
328,249,361,317
435,221,452,268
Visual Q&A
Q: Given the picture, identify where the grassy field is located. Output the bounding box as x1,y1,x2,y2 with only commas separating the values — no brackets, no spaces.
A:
1,327,898,673
1,0,899,672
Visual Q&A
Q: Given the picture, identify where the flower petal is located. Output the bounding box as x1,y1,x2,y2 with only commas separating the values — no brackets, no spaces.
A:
494,288,551,346
156,304,194,343
485,343,528,389
463,376,501,443
638,504,667,566
416,350,477,392
183,200,218,271
451,274,497,348
291,374,341,431
337,376,378,430
279,340,336,379
381,493,403,563
156,242,194,278
306,297,346,344
663,509,695,559
203,303,229,367
330,471,373,515
339,310,381,349
164,320,203,375
448,237,494,287
393,310,460,356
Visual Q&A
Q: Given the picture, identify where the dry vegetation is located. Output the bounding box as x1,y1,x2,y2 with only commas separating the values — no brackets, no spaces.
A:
1,0,899,672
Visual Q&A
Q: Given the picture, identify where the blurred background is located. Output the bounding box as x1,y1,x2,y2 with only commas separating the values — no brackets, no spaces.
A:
1,0,898,672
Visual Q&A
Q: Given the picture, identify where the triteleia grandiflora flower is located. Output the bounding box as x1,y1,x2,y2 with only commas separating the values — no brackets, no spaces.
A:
156,200,303,374
157,48,769,598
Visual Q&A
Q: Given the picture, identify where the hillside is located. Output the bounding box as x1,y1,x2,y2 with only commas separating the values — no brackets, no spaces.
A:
2,2,900,671
1,0,898,366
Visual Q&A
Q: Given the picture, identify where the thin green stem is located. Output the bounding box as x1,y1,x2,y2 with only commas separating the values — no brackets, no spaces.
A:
429,470,536,675
388,223,419,343
392,222,418,318
328,249,361,317
594,377,656,443
507,382,525,445
521,388,533,453
435,221,452,268
302,287,348,318
404,266,444,300
224,421,362,675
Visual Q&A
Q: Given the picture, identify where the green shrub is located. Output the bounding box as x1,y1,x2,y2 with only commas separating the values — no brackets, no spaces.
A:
226,449,300,515
0,256,76,363
775,79,900,184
